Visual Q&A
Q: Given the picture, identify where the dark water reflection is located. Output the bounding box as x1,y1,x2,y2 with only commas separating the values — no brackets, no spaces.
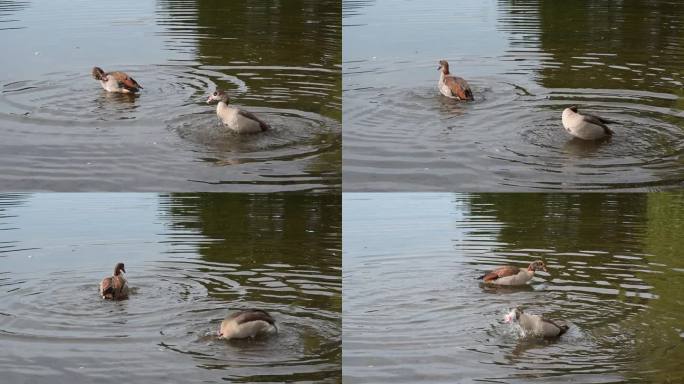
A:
528,0,684,92
0,193,341,382
343,0,684,191
0,0,340,191
343,193,684,383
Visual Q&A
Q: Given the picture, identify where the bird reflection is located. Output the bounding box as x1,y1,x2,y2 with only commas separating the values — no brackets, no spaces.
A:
562,136,610,157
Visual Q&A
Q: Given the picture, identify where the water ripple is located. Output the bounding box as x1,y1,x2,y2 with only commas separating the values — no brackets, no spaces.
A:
343,0,684,191
0,65,340,191
344,193,684,383
0,192,341,382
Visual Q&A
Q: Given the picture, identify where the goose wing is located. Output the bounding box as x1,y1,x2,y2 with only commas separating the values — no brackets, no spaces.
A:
480,265,520,281
110,71,143,92
233,309,275,325
238,109,270,131
582,113,614,135
99,276,113,296
541,316,569,335
444,75,474,100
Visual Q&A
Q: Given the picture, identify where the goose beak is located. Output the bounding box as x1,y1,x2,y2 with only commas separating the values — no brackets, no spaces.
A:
504,313,513,323
206,96,212,104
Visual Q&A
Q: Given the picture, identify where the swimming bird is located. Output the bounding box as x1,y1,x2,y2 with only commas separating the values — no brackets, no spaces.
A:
437,60,474,101
206,90,270,133
504,307,569,338
561,106,615,140
218,309,277,340
478,260,548,285
91,67,142,94
99,262,129,300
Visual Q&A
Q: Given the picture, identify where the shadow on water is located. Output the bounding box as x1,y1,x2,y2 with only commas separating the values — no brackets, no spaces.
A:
479,283,536,295
561,136,611,157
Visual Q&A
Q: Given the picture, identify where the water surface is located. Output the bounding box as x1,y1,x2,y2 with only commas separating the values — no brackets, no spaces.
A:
344,193,684,383
0,0,341,191
0,193,341,382
343,0,684,191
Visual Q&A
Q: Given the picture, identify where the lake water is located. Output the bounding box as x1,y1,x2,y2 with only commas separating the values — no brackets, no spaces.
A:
0,0,340,191
343,0,684,191
343,193,684,383
0,193,341,382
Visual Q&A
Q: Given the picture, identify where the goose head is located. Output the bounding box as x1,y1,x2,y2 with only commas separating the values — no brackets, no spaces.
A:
92,67,106,81
114,262,126,276
437,60,450,74
528,260,548,273
217,318,231,338
504,307,523,323
207,90,229,104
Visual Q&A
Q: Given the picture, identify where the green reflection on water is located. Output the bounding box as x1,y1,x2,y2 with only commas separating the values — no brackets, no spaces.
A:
464,192,684,382
160,192,341,313
635,193,684,383
157,1,342,184
465,193,648,253
160,0,342,120
501,0,684,94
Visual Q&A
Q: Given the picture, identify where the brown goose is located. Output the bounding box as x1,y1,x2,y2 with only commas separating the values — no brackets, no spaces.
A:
437,60,474,101
99,262,129,300
504,307,569,338
218,309,277,339
92,67,142,93
206,90,270,133
478,260,548,285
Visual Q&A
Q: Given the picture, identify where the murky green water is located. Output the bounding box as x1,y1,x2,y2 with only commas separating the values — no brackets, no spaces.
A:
0,193,341,382
0,0,340,191
344,193,684,383
343,0,684,191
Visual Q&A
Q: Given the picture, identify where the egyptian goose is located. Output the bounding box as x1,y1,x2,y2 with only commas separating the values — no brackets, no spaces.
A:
504,307,569,338
92,67,142,93
218,309,277,340
437,60,474,101
478,260,547,285
99,262,129,300
562,106,615,140
206,90,270,134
